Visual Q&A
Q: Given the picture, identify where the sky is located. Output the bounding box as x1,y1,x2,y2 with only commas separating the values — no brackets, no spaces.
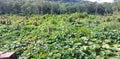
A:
86,0,114,3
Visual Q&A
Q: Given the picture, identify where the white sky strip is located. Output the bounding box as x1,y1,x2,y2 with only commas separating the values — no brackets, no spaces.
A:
86,0,114,3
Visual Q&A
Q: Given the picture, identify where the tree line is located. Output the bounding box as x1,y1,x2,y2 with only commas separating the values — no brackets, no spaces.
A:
0,0,120,15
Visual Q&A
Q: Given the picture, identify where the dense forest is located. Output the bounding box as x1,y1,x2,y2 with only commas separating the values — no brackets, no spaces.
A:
0,0,120,15
0,0,120,59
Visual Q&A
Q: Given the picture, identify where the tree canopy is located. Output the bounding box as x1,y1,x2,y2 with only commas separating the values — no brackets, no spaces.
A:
0,0,119,15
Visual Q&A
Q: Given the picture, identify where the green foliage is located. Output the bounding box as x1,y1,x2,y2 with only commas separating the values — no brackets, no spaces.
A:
0,0,117,15
0,13,120,59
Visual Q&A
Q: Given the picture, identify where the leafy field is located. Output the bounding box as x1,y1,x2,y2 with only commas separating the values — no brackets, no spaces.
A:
0,13,120,59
